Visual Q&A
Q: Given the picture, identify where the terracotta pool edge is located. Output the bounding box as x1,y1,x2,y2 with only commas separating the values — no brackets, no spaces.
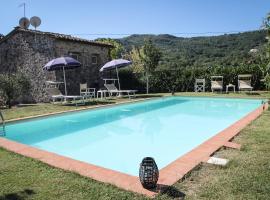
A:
0,102,267,197
158,103,268,186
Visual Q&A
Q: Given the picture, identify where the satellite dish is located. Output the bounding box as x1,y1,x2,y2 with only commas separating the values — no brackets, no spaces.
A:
19,17,30,29
30,16,41,29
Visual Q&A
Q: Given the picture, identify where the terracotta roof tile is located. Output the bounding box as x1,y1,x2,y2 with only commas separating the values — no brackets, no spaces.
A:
0,27,113,48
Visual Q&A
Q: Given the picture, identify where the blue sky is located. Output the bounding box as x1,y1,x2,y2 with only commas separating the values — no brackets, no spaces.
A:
0,0,269,39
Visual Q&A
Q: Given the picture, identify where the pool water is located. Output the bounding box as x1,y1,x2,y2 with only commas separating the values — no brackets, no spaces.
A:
5,97,262,176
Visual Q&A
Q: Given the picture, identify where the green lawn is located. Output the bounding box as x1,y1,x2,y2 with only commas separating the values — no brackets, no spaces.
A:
0,92,270,199
1,95,162,121
1,99,115,121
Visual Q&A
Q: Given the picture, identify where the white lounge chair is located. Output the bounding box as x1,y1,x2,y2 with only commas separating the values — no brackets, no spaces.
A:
104,84,137,98
194,79,205,92
46,88,64,102
80,83,95,99
238,74,253,91
211,76,223,92
46,88,85,105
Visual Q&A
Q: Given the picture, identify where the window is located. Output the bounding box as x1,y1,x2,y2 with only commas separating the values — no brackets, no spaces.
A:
69,52,80,61
92,55,98,65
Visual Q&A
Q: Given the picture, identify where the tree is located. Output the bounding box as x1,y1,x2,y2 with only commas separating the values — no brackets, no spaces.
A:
151,69,179,94
129,46,145,74
263,12,270,90
142,39,162,94
129,40,162,93
0,73,30,108
95,38,124,59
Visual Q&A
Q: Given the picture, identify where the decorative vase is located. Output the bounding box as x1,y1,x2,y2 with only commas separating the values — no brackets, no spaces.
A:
139,157,159,189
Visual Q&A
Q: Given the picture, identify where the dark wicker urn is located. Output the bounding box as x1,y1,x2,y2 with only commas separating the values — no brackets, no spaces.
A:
139,157,159,189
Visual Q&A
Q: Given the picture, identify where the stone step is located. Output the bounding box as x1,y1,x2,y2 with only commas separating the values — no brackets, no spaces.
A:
206,156,229,166
224,141,241,150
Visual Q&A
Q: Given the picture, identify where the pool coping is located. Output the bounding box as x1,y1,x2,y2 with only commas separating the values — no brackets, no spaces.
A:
0,100,268,197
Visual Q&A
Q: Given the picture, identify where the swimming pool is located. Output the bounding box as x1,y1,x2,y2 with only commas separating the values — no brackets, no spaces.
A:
4,97,262,176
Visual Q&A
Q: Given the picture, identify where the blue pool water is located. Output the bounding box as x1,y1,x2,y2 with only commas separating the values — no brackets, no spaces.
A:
5,97,262,176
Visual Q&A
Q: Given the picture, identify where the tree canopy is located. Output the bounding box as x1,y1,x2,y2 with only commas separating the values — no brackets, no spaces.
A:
118,30,267,70
263,12,270,89
95,38,124,59
128,39,162,93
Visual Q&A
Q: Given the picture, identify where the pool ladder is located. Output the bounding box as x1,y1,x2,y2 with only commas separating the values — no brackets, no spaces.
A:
0,110,5,136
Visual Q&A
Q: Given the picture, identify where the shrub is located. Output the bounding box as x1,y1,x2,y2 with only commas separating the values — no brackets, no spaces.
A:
265,74,270,90
150,64,264,93
0,73,30,108
118,68,145,92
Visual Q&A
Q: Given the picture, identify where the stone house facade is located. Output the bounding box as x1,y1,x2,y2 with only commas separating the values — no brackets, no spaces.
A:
0,27,112,102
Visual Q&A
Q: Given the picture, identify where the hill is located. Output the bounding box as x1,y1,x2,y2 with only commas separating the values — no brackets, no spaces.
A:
118,30,267,69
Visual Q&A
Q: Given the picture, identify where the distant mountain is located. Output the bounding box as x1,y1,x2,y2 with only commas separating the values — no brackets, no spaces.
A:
117,30,267,69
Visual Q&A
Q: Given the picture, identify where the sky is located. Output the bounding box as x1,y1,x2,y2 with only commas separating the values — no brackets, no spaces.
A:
0,0,269,40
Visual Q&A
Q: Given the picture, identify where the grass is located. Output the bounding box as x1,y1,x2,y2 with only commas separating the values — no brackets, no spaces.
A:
0,148,147,200
1,99,118,121
0,92,270,199
1,95,162,121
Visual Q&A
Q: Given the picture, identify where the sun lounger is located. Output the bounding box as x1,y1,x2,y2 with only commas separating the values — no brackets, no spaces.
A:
64,95,85,105
104,84,137,98
211,76,223,92
46,88,85,105
238,74,253,91
46,88,65,102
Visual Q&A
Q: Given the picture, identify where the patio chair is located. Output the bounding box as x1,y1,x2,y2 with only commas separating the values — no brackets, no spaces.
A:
104,83,137,98
80,83,95,99
211,76,223,92
194,79,205,92
238,74,253,91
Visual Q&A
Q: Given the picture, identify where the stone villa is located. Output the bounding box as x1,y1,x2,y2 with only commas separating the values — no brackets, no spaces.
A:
0,27,112,102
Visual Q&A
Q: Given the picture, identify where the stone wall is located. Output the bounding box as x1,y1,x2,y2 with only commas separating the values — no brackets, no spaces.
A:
54,40,110,95
0,29,110,102
0,31,56,102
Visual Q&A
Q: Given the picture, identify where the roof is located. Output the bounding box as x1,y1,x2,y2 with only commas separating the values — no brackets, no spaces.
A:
0,27,113,48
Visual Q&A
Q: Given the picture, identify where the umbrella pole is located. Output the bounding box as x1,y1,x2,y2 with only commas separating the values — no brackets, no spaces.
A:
116,67,121,90
63,66,67,96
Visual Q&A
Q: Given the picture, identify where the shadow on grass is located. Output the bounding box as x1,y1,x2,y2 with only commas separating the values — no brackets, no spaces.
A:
151,184,186,199
61,100,115,107
245,92,261,96
135,94,163,98
59,95,163,107
1,104,38,109
16,104,38,108
0,189,35,200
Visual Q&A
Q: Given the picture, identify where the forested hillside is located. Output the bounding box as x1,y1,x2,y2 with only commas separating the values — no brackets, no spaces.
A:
118,30,267,69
